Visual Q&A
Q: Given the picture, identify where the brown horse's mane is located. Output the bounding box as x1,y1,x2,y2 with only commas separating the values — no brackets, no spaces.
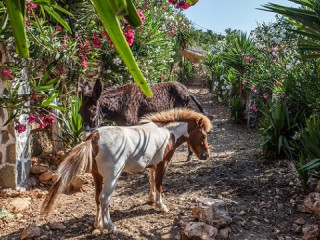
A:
139,108,212,132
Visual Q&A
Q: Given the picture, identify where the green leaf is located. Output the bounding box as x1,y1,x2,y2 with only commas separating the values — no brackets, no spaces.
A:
43,5,71,33
48,104,67,111
186,0,198,5
91,0,152,97
109,0,127,16
5,0,29,58
124,0,142,28
51,4,73,16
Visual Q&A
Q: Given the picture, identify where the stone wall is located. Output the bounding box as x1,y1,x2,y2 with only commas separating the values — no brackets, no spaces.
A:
0,44,31,189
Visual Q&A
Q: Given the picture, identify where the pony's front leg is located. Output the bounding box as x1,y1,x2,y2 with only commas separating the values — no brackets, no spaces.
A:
154,161,169,213
147,168,156,203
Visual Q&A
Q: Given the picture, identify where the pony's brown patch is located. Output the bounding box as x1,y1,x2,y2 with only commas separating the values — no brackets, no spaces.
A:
140,108,212,132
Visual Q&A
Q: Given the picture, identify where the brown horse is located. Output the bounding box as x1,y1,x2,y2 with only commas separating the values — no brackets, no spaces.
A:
79,80,208,160
41,108,212,233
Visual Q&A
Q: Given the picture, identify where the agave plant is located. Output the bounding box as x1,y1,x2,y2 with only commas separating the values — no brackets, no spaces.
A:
262,0,320,59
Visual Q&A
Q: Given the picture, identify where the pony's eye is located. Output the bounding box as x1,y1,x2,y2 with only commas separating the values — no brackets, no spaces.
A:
203,135,206,139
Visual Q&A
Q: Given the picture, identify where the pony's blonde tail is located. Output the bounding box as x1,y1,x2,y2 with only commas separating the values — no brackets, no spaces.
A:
41,139,93,216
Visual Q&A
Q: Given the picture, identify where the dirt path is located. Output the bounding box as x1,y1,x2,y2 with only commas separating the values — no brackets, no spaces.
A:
0,86,317,240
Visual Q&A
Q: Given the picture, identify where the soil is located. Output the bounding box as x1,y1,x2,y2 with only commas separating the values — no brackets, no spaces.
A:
0,85,318,240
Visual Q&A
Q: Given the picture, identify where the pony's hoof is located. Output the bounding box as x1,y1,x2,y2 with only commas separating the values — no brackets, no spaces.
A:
109,225,117,234
147,195,155,203
94,221,103,229
155,203,169,213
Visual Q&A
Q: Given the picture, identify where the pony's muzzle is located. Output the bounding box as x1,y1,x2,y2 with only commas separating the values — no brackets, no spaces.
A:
199,152,209,160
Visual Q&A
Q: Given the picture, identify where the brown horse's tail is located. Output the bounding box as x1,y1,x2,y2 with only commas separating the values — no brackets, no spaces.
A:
41,139,93,216
190,94,204,113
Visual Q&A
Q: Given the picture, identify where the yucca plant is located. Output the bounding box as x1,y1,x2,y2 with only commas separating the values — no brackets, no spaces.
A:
259,101,304,158
59,96,83,148
229,97,245,123
262,0,320,59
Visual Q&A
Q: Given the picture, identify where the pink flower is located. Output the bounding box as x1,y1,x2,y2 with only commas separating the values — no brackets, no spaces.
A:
64,35,70,40
275,82,280,87
62,44,67,51
269,47,277,55
45,114,56,125
263,93,269,99
242,80,247,85
52,32,56,38
33,94,40,100
250,104,258,113
244,56,253,62
2,69,13,79
125,29,135,46
56,25,62,31
92,33,102,48
271,59,276,64
15,124,26,133
162,6,167,10
137,9,145,22
160,74,167,79
27,114,37,123
250,86,258,94
81,56,88,68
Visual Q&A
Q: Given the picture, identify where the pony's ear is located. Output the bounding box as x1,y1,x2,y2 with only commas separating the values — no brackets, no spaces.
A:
82,81,92,96
196,118,204,127
92,79,103,101
206,114,213,121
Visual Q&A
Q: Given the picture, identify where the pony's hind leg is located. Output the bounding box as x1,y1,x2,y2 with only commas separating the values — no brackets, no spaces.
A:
92,167,103,229
147,168,156,203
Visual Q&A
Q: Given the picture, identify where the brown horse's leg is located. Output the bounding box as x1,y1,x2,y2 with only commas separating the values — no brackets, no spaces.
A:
187,146,193,161
92,167,103,229
155,161,169,212
147,168,156,203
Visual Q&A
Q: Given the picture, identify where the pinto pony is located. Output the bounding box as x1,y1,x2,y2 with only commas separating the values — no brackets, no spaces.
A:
41,108,212,232
79,80,207,160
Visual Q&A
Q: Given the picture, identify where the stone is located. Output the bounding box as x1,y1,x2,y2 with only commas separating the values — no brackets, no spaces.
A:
7,124,15,137
315,180,320,193
49,222,66,230
192,199,232,228
182,222,218,240
31,165,47,174
39,171,53,182
302,225,319,240
92,229,101,235
218,227,230,239
21,223,41,240
0,107,4,121
52,151,65,166
6,143,16,163
295,218,306,225
1,130,9,144
7,197,31,213
0,164,16,188
71,176,85,190
304,192,320,218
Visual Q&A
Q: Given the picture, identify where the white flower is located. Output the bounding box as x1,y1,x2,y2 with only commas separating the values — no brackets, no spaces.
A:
112,58,122,65
286,64,292,70
106,69,112,74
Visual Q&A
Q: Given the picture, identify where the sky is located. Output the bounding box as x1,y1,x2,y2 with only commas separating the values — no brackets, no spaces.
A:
184,0,298,34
